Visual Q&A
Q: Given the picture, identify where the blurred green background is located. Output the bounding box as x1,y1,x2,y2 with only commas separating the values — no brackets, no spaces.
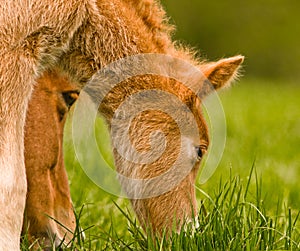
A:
163,0,300,81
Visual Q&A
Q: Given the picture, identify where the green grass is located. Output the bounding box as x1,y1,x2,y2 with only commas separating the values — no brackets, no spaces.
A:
22,79,300,250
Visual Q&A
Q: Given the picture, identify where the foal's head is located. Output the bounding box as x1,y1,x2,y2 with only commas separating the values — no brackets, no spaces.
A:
98,55,243,234
23,70,78,248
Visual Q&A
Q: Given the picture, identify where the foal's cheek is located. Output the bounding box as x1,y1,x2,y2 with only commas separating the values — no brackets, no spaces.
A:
25,98,59,171
42,111,60,170
190,162,201,181
56,102,68,122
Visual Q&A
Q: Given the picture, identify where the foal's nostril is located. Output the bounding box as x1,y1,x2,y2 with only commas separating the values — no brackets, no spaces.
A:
35,233,64,251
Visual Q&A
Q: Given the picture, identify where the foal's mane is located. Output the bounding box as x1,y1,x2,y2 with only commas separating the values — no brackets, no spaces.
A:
125,0,201,65
126,0,174,36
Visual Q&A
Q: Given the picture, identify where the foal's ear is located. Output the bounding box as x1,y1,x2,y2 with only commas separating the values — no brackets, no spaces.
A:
199,55,244,97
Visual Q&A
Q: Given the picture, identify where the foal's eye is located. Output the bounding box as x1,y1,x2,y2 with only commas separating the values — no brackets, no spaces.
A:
62,90,79,108
195,146,205,160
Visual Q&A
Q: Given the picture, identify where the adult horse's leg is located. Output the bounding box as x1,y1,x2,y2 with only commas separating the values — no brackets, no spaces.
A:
0,1,88,249
0,52,34,250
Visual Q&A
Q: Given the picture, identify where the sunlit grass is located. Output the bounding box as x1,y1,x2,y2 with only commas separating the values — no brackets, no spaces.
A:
22,164,300,250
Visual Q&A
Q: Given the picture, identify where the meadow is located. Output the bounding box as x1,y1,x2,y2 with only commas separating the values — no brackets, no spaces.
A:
22,79,300,250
